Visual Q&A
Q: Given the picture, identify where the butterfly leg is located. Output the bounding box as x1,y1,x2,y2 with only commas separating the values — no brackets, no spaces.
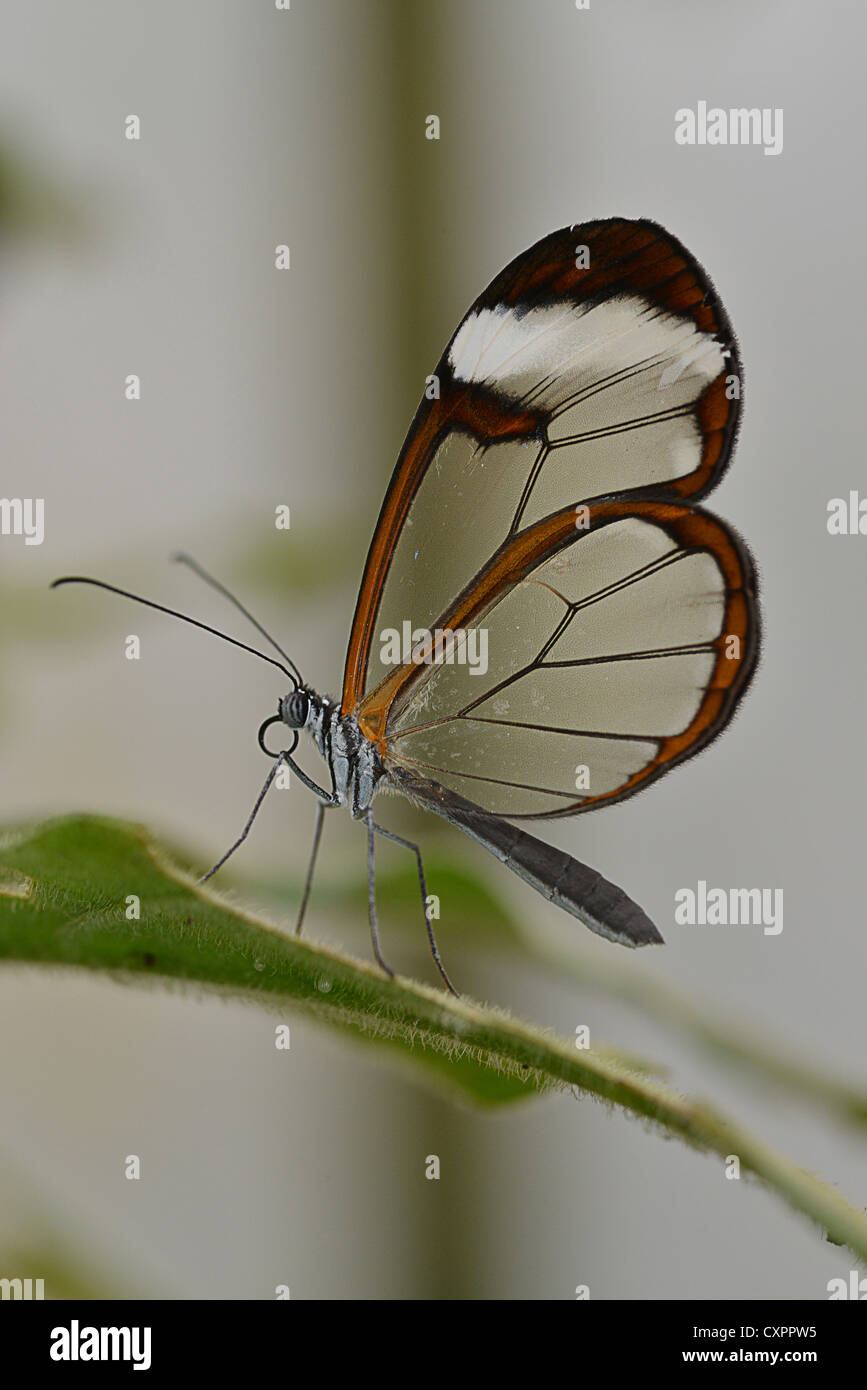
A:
282,754,340,806
372,821,459,997
295,800,327,936
198,752,287,883
281,753,342,937
365,810,396,980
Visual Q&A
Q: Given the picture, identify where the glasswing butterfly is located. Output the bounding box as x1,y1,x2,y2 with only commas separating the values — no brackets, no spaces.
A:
54,217,759,995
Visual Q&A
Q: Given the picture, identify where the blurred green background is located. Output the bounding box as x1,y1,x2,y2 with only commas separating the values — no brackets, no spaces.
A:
1,0,865,1298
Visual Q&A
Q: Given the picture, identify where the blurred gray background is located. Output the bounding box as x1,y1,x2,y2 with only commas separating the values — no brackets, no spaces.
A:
0,0,864,1298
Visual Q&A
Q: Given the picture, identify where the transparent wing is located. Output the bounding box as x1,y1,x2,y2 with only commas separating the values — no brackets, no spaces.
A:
341,218,742,713
340,219,756,820
374,500,757,817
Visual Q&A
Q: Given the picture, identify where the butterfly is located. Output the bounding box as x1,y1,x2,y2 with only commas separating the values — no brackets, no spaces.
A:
54,217,759,996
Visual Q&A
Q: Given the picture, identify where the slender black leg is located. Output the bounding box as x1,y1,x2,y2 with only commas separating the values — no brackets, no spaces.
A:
295,801,326,936
373,820,459,997
199,754,286,883
283,753,339,806
366,810,395,980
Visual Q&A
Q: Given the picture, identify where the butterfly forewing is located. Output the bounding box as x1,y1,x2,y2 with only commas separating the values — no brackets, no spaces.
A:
341,217,757,822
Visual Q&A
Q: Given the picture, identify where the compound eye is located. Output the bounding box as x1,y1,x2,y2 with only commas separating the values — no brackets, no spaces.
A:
285,690,310,729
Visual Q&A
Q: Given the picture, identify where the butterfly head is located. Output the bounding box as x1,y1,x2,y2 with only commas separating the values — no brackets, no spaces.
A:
258,685,310,759
280,687,311,730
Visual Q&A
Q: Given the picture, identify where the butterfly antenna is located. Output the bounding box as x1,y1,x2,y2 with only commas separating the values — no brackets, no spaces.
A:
173,552,303,686
50,576,299,686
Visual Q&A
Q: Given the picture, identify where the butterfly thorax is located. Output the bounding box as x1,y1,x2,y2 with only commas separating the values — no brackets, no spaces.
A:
304,690,386,817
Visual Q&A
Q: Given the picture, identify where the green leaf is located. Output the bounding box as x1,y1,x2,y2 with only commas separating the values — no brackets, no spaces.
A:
0,815,535,1107
2,814,867,1261
259,851,867,1130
